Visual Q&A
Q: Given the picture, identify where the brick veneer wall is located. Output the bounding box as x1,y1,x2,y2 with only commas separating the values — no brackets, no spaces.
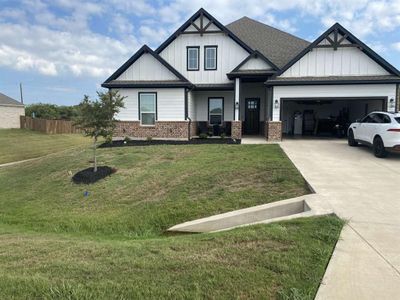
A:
0,105,24,129
114,121,190,140
266,121,282,142
189,121,197,138
231,121,242,140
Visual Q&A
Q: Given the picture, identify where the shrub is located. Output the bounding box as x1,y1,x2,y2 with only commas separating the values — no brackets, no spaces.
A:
199,133,208,139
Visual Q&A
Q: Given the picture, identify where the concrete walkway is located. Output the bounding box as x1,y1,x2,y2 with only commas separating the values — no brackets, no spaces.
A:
280,139,400,300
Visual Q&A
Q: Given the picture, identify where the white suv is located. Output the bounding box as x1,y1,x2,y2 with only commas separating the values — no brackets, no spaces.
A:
348,112,400,158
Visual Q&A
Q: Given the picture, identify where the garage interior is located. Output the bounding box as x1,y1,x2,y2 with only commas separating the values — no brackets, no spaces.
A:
281,98,386,137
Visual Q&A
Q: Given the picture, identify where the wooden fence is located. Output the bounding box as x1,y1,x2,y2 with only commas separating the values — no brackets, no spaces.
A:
20,116,81,134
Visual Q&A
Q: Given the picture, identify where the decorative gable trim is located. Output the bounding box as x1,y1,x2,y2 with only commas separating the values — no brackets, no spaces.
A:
155,8,253,54
275,23,400,77
232,50,279,72
102,45,190,86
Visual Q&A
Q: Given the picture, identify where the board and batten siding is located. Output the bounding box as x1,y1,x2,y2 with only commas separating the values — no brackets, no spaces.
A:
239,57,273,71
159,33,249,84
193,91,234,121
272,84,397,121
280,36,390,77
116,53,178,81
114,88,185,121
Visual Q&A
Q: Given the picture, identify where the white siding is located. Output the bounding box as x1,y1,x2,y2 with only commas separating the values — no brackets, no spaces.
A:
188,90,196,120
193,91,234,121
117,53,178,81
239,57,273,70
0,105,24,128
159,33,249,84
184,16,220,32
272,84,397,121
115,88,185,121
280,40,390,77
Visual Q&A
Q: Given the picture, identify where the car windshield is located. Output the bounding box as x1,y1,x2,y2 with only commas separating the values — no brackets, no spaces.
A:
395,117,400,124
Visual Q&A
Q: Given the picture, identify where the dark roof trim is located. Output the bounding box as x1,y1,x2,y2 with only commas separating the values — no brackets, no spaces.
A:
102,45,190,85
192,84,234,91
265,79,400,86
103,82,193,89
231,50,279,73
227,71,276,80
155,8,253,55
275,23,400,77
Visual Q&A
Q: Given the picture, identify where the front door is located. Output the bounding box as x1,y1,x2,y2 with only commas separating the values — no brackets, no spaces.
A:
244,98,260,134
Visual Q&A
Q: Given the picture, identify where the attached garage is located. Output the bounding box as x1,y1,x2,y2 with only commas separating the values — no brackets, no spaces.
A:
0,92,25,129
273,84,397,137
265,23,400,141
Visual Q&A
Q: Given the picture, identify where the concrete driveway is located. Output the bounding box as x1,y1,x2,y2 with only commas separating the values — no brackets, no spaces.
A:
280,139,400,300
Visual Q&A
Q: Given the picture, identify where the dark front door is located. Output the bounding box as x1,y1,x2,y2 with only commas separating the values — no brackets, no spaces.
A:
244,98,260,134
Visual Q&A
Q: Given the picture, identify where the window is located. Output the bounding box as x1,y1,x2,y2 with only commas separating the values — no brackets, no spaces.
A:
208,98,223,125
139,93,156,125
187,47,199,71
395,117,400,124
204,46,217,70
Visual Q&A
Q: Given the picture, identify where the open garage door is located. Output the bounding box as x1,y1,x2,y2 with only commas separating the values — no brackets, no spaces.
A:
281,97,387,137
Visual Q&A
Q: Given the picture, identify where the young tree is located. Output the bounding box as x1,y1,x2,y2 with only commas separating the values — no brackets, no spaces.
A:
75,90,125,172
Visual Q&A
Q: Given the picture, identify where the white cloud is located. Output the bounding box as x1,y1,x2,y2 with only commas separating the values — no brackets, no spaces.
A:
393,42,400,52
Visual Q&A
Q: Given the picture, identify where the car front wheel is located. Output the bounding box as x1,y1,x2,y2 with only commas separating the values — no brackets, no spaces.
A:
348,130,358,147
373,136,387,158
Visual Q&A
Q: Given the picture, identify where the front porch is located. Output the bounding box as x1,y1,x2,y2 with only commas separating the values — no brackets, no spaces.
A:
187,79,281,141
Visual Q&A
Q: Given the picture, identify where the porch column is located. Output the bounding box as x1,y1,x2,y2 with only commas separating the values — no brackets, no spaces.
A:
234,78,240,120
232,77,242,139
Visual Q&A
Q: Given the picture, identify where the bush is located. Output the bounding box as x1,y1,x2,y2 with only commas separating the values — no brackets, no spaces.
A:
199,133,208,139
25,103,80,120
220,133,226,139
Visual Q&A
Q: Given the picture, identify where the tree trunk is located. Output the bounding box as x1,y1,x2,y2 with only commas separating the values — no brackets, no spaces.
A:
93,137,97,172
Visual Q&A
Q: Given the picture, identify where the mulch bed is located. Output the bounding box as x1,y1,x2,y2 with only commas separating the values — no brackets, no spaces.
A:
72,166,117,184
99,138,241,148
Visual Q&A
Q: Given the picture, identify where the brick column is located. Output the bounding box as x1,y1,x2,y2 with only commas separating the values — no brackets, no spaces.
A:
266,121,282,142
231,121,242,140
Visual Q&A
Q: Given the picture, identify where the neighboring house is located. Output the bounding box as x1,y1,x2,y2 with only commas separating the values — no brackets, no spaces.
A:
0,92,24,129
103,8,400,141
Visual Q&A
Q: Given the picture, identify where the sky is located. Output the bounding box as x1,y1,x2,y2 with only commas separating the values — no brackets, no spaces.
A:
0,0,399,106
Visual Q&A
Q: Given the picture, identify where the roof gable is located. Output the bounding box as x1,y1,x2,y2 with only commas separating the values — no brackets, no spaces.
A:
156,8,252,54
233,51,278,72
276,23,400,77
103,45,190,85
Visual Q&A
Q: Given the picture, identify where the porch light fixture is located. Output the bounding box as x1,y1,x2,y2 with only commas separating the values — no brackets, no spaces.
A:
389,98,395,110
274,99,279,109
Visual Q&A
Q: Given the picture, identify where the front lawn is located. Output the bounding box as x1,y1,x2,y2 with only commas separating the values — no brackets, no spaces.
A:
0,129,90,164
0,216,343,299
0,143,343,299
0,144,310,238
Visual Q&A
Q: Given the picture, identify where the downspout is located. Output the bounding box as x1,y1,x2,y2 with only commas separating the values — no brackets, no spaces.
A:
185,86,194,140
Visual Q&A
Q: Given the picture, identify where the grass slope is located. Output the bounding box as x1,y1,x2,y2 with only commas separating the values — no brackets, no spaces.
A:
0,129,90,164
0,216,343,300
0,142,344,299
0,144,309,239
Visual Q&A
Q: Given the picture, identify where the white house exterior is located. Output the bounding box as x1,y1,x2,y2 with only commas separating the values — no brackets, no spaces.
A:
103,8,400,141
0,92,24,129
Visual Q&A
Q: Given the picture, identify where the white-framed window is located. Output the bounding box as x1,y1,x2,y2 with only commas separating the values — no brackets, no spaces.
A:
204,46,217,70
187,46,199,71
139,92,157,125
208,98,223,125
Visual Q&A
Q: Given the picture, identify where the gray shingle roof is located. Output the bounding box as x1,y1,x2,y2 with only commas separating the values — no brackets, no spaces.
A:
0,92,24,107
226,17,310,69
266,75,400,85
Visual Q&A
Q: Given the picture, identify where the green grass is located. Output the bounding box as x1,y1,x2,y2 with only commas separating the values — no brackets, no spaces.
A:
0,142,344,299
0,144,310,239
0,129,90,164
0,216,343,299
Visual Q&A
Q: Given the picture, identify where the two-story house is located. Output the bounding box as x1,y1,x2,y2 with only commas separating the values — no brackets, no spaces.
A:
102,8,400,141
